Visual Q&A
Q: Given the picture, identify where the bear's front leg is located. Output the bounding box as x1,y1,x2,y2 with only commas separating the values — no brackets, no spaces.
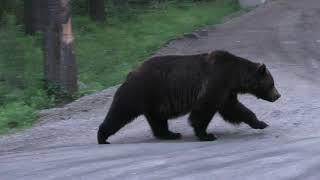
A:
189,108,217,141
219,99,269,129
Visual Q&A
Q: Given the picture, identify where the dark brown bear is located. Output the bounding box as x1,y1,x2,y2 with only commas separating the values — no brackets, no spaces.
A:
97,50,281,144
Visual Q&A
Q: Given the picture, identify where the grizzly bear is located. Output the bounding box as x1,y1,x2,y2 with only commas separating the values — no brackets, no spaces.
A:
97,50,281,144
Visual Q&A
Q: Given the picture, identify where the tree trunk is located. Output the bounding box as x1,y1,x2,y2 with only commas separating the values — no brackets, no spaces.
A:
24,0,35,35
0,0,11,25
44,0,77,103
59,17,77,98
0,2,2,23
24,0,48,35
0,10,3,24
89,0,106,22
43,21,60,88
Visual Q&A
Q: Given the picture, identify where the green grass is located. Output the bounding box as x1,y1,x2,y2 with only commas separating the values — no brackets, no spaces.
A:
0,0,240,133
0,17,54,133
74,0,240,93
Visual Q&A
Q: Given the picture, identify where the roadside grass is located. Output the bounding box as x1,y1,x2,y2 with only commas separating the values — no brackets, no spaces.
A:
0,0,240,133
75,0,240,93
0,20,53,133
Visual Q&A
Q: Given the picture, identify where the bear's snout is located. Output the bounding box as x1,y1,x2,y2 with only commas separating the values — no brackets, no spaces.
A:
270,93,281,102
268,87,281,102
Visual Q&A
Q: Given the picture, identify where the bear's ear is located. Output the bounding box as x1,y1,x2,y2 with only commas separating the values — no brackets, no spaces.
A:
257,64,266,74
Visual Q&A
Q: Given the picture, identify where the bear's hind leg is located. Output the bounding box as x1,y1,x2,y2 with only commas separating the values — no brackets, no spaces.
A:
189,107,217,141
145,114,181,140
97,106,140,144
219,100,268,129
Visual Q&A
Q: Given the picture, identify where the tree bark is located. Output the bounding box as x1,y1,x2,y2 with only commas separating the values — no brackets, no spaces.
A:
59,17,77,97
44,0,77,102
0,3,3,24
24,0,35,35
0,11,3,24
43,21,60,87
24,0,48,35
0,0,11,24
89,0,106,22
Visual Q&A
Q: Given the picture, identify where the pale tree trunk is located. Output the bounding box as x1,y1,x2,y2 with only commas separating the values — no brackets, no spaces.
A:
59,17,77,97
44,0,77,103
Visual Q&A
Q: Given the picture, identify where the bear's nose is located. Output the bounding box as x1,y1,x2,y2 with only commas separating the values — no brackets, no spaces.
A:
271,93,281,102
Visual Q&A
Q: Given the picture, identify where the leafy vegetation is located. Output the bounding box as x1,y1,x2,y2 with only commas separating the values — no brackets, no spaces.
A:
0,0,240,133
75,0,240,93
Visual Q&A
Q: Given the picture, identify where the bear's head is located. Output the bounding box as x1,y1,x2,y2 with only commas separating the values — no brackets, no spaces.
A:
248,64,281,102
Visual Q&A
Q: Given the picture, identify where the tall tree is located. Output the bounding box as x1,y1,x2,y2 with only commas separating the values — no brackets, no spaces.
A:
44,0,77,102
24,0,35,34
88,0,106,22
24,0,48,35
0,1,5,23
0,0,14,24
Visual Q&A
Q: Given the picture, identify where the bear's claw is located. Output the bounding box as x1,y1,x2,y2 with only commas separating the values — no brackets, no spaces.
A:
156,132,182,140
250,121,269,129
198,133,217,141
98,139,110,144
